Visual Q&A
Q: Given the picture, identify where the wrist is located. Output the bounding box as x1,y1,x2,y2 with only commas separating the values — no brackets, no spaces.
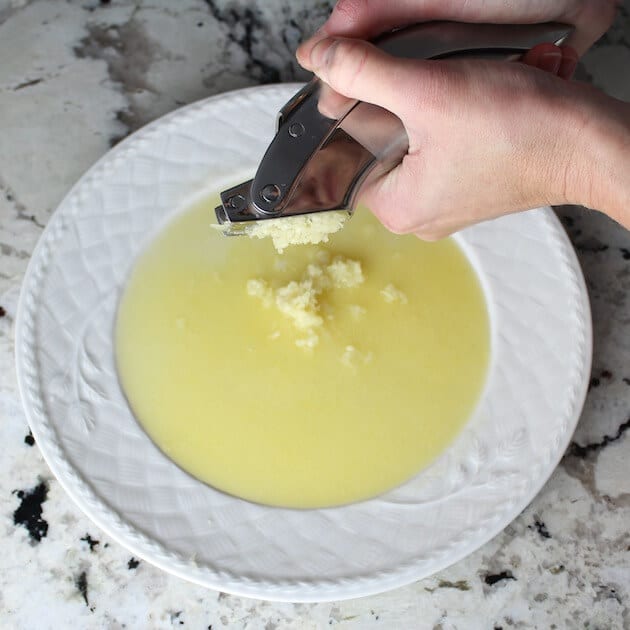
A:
590,100,630,227
561,89,630,226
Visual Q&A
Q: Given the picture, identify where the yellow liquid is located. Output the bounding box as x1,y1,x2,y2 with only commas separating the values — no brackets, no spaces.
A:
116,198,490,508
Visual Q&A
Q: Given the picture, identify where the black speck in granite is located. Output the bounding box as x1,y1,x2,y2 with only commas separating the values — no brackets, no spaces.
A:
81,534,100,552
4,177,44,227
566,416,630,458
425,579,471,592
24,430,35,446
204,1,281,83
623,378,630,386
75,570,89,606
484,571,516,586
574,237,609,253
528,520,551,539
74,20,159,134
601,369,613,380
598,584,622,604
108,132,129,148
438,579,470,590
589,377,601,390
127,557,140,569
12,480,49,543
560,214,584,238
12,77,44,91
170,611,184,625
0,305,5,317
620,248,630,260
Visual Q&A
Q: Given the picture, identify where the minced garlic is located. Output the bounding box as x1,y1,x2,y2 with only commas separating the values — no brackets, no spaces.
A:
244,211,349,253
245,278,273,307
341,345,374,368
247,252,364,349
381,283,408,304
348,304,366,320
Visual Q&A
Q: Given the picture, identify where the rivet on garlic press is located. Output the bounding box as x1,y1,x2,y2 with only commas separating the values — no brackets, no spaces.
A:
260,184,282,205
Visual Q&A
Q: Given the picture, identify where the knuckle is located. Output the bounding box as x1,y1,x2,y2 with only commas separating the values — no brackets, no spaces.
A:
378,202,448,240
333,0,370,24
376,207,417,235
415,61,482,118
317,89,352,119
603,0,618,28
368,172,423,235
414,227,445,242
410,62,459,113
327,38,370,91
587,0,617,27
572,0,618,44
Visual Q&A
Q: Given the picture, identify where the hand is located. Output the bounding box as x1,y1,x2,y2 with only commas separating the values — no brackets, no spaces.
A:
300,37,630,238
297,0,618,69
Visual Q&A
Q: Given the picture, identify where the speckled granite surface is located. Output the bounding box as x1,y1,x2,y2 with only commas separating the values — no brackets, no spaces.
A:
1,1,629,628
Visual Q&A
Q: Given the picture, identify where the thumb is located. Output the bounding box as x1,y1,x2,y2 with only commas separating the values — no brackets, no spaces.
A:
308,37,418,118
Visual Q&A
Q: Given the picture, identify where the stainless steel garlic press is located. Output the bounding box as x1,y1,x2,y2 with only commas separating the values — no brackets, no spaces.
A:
215,21,572,232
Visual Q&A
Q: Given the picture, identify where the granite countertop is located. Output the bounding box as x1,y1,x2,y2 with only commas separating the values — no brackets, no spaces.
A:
1,1,629,628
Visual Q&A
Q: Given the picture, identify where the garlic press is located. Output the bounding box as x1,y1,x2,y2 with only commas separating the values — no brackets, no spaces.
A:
215,21,571,232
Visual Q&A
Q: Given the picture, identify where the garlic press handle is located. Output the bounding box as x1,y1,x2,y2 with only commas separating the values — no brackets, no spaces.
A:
217,21,571,225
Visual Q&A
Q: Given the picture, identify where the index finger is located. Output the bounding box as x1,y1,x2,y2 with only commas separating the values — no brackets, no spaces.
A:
296,0,617,68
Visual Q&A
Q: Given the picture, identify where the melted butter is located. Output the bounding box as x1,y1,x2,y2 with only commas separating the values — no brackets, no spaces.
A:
115,198,490,508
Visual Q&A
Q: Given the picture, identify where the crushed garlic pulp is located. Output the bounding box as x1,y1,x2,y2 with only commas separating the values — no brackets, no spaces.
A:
214,210,349,253
247,251,363,349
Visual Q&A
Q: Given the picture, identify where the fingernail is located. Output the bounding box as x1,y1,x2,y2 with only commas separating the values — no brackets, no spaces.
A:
559,57,578,80
525,48,540,67
538,51,562,74
310,38,336,70
558,45,579,80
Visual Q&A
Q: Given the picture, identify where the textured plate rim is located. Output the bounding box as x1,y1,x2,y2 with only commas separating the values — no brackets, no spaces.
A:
15,84,592,602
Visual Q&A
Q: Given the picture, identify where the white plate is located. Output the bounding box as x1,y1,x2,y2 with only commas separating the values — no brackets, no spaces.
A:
15,84,591,602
